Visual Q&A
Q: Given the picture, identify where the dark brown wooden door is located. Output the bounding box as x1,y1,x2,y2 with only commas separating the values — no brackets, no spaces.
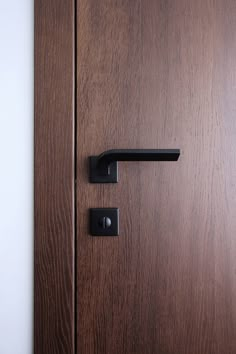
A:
76,1,236,353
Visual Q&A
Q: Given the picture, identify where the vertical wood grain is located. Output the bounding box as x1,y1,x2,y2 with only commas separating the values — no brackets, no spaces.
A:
34,1,75,353
76,1,236,353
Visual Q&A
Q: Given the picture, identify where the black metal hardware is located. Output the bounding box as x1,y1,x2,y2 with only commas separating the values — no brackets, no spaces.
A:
99,216,112,229
90,208,119,236
89,149,180,183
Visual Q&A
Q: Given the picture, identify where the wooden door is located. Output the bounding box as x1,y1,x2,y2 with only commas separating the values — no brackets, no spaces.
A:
76,1,236,353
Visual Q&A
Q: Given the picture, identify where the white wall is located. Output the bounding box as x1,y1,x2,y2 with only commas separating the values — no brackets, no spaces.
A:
0,1,34,354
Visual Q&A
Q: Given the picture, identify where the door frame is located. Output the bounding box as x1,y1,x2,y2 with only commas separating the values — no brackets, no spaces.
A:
34,1,75,352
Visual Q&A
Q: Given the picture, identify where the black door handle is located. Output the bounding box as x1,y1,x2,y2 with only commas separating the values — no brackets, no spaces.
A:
89,149,180,183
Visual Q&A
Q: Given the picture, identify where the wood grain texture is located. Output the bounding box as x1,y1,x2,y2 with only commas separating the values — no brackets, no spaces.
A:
76,1,236,353
34,1,75,353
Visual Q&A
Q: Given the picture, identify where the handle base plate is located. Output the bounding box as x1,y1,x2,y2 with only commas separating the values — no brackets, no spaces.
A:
90,156,118,183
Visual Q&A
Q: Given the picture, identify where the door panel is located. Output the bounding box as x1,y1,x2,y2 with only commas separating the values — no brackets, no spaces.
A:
76,1,236,353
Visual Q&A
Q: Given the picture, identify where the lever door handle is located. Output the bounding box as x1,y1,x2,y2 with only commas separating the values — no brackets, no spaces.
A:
89,149,180,183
